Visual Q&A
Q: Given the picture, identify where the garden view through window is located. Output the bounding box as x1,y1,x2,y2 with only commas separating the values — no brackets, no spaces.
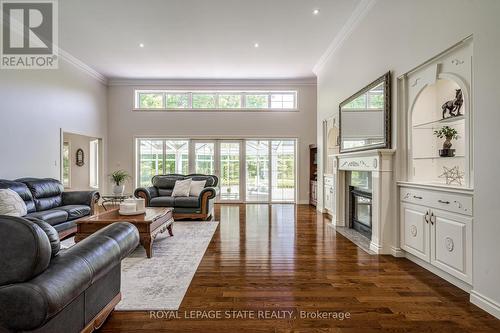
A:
135,90,297,110
137,138,296,202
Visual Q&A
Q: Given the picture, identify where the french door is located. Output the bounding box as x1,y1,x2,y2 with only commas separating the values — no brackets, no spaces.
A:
137,138,296,203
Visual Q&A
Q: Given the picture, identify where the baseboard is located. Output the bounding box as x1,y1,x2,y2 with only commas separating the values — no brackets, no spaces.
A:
405,253,472,292
391,246,405,257
369,241,382,254
470,290,500,319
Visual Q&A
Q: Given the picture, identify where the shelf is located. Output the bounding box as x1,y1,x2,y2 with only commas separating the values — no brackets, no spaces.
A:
413,155,465,160
413,115,465,129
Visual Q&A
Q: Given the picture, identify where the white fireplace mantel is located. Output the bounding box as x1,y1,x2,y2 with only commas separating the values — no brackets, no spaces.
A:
334,149,398,255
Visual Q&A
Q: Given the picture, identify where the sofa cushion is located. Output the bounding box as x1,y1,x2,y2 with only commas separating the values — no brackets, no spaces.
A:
172,179,192,197
0,180,36,213
24,218,61,257
18,178,64,211
0,189,28,217
26,210,69,226
152,174,184,189
55,205,91,221
189,174,218,187
189,180,206,197
158,188,173,197
174,196,200,208
52,220,77,233
150,197,175,207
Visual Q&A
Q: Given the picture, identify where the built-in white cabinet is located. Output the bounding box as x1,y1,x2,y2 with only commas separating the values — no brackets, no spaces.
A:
400,185,472,284
398,38,474,289
324,176,335,216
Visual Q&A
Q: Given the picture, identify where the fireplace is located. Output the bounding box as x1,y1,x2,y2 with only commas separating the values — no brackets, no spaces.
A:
349,186,372,239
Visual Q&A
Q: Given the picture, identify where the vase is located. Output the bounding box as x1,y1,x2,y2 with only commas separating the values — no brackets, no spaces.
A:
113,184,125,195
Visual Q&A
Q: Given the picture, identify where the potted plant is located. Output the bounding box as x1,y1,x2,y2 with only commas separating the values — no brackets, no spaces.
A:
109,170,130,195
434,126,459,157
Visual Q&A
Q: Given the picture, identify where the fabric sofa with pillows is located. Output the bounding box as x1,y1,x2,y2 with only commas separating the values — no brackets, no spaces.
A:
0,215,139,333
134,174,218,220
0,178,100,238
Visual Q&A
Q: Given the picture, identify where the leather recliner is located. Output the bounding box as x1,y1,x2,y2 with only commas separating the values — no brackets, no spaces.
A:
135,174,218,220
0,215,139,333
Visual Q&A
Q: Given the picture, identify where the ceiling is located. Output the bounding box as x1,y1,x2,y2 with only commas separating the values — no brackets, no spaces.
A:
59,0,360,79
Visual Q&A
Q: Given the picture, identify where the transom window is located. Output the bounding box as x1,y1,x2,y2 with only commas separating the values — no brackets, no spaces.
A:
134,90,297,110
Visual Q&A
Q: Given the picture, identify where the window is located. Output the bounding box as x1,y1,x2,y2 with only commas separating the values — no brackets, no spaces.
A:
134,90,297,110
192,93,216,108
136,138,296,203
89,139,99,189
62,142,70,187
219,94,242,108
137,139,189,186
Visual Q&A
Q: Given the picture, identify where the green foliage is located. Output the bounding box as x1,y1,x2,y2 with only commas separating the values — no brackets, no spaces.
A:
192,94,216,108
139,93,163,108
166,94,188,108
219,94,242,108
109,170,131,186
246,95,268,108
434,126,459,140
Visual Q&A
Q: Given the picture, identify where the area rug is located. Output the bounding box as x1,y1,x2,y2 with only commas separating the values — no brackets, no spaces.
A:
61,221,218,310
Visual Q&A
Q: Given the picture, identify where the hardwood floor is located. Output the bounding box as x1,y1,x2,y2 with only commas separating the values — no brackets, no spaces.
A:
100,204,500,332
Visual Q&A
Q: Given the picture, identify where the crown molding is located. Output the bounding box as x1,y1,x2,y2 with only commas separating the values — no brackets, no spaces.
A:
313,0,378,75
107,77,317,87
58,49,108,84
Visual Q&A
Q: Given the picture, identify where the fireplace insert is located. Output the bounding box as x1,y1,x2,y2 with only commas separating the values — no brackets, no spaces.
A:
349,186,372,239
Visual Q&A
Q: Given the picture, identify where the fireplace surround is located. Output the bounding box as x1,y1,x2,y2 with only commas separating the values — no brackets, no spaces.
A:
331,149,398,255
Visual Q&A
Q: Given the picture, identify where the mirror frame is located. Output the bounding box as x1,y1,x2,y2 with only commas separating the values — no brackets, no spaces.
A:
339,72,391,153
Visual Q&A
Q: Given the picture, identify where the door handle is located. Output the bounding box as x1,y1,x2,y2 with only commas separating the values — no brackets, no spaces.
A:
430,212,436,225
424,210,429,223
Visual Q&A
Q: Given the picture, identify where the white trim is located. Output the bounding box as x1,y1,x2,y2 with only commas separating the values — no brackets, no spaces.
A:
313,0,377,74
58,49,108,84
405,252,472,292
470,290,500,319
109,78,316,87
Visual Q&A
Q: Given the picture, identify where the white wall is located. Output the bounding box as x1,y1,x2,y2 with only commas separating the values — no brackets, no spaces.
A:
107,80,317,203
316,0,500,318
0,61,108,184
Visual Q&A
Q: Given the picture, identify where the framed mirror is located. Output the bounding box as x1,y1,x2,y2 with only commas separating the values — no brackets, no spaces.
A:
339,72,391,153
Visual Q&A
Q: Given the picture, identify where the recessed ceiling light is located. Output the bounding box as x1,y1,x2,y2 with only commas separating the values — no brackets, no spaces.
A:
254,42,259,48
139,43,145,48
313,8,320,15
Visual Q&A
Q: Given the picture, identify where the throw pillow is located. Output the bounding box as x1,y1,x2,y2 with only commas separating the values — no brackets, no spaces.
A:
171,179,192,197
189,180,207,197
0,188,27,217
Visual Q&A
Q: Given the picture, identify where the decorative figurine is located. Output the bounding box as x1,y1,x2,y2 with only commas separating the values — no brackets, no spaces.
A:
438,166,464,186
442,89,463,119
434,126,459,157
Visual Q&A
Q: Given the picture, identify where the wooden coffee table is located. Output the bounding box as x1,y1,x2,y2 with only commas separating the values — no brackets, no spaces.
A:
76,207,174,258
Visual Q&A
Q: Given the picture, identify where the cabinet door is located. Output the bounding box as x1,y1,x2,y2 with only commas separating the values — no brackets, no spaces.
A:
430,209,472,284
401,203,430,262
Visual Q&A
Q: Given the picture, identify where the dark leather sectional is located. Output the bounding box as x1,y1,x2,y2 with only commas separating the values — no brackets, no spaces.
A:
0,215,139,333
0,178,99,237
135,174,219,220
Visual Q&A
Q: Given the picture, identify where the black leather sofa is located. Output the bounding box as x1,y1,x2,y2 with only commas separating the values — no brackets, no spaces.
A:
0,215,139,333
135,174,218,220
0,178,99,238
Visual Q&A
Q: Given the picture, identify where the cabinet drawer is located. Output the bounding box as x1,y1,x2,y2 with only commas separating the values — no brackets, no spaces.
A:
400,187,472,216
